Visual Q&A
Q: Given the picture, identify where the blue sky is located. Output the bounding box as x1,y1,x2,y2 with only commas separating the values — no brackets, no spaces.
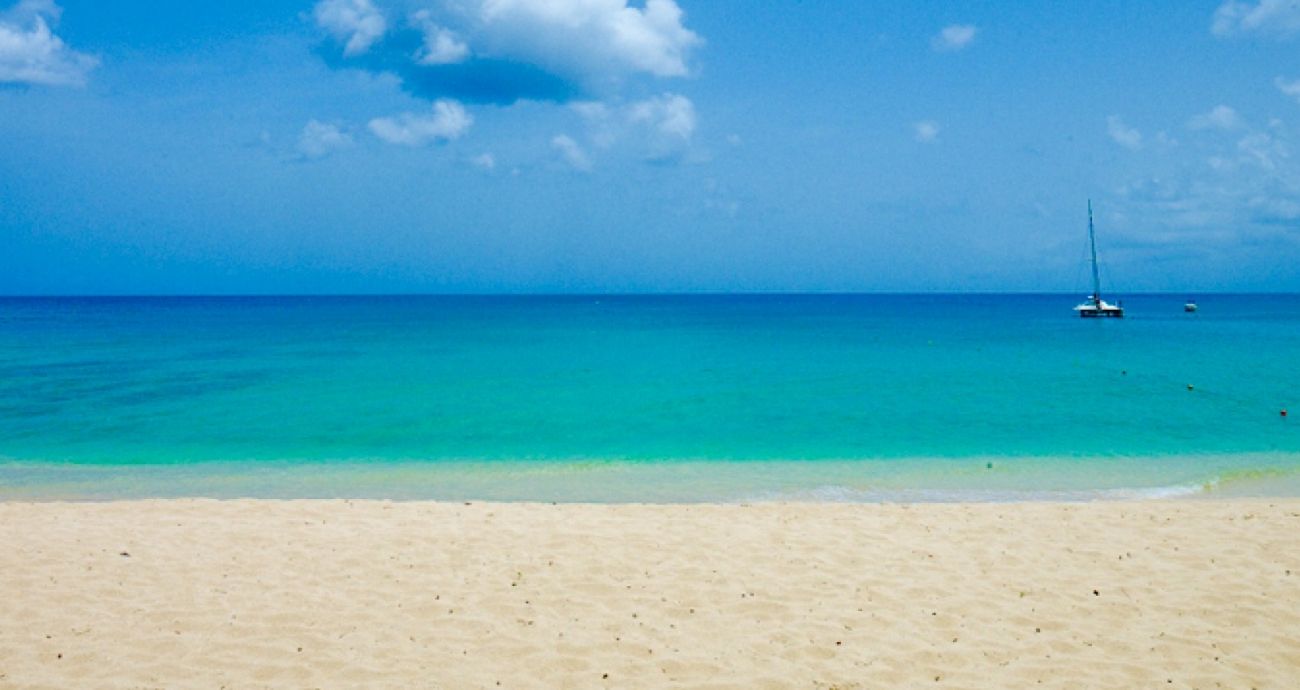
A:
2,0,1299,293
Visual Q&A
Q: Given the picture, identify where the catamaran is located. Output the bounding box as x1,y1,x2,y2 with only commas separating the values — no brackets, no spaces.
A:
1074,200,1124,318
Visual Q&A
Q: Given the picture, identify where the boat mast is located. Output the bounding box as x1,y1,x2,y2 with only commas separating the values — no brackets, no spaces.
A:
1088,199,1101,303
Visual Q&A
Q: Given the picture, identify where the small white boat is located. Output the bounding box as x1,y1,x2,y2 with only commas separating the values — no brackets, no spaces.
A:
1184,300,1198,313
1074,200,1124,318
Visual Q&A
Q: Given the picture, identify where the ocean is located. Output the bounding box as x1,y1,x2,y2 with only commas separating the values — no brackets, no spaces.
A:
1,294,1297,501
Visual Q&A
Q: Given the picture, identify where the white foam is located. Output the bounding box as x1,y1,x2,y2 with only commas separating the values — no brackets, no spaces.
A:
742,482,1209,504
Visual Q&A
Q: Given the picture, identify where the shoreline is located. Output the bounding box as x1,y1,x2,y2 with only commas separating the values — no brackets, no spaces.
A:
3,499,1298,687
4,452,1300,503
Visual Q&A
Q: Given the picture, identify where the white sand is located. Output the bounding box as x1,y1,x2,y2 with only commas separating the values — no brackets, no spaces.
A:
2,500,1299,689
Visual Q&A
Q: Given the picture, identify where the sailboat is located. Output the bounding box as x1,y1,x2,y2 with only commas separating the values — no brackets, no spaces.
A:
1074,200,1124,318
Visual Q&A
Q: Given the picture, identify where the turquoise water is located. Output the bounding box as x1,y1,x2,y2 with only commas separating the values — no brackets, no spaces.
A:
1,295,1297,501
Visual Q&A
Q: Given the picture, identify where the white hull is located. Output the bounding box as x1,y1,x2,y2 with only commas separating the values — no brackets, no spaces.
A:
1075,297,1123,318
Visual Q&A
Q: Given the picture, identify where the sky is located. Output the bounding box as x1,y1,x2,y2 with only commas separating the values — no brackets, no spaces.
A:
1,0,1299,294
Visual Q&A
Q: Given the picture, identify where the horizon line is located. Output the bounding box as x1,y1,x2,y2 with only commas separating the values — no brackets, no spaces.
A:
1,291,1295,299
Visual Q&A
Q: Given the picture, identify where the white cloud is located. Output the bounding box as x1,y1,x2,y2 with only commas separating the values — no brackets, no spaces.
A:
1206,129,1288,174
314,0,702,105
471,152,495,170
477,0,702,78
931,24,977,51
1107,115,1142,149
314,0,387,57
1236,131,1284,170
411,10,469,65
297,120,353,158
551,134,591,170
570,92,698,160
571,100,619,147
1212,0,1300,36
570,100,611,121
913,120,940,143
368,99,473,146
1276,76,1300,103
1188,105,1243,131
627,92,695,140
0,0,97,86
1115,108,1300,244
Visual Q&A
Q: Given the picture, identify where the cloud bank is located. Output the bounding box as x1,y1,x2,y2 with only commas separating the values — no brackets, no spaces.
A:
0,0,97,86
312,0,701,104
1116,106,1300,251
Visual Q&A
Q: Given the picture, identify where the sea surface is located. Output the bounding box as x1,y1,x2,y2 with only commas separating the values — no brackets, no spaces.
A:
1,294,1297,501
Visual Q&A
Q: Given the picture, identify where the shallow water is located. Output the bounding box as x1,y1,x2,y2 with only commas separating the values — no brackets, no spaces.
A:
1,294,1297,500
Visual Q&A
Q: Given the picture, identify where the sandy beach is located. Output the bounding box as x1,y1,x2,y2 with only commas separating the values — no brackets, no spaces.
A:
1,499,1298,689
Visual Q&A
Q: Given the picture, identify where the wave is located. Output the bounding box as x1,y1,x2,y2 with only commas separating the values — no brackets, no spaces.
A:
5,454,1300,502
742,482,1211,504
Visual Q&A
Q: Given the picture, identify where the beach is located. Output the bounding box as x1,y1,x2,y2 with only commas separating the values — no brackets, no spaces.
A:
2,499,1298,688
7,0,1300,684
